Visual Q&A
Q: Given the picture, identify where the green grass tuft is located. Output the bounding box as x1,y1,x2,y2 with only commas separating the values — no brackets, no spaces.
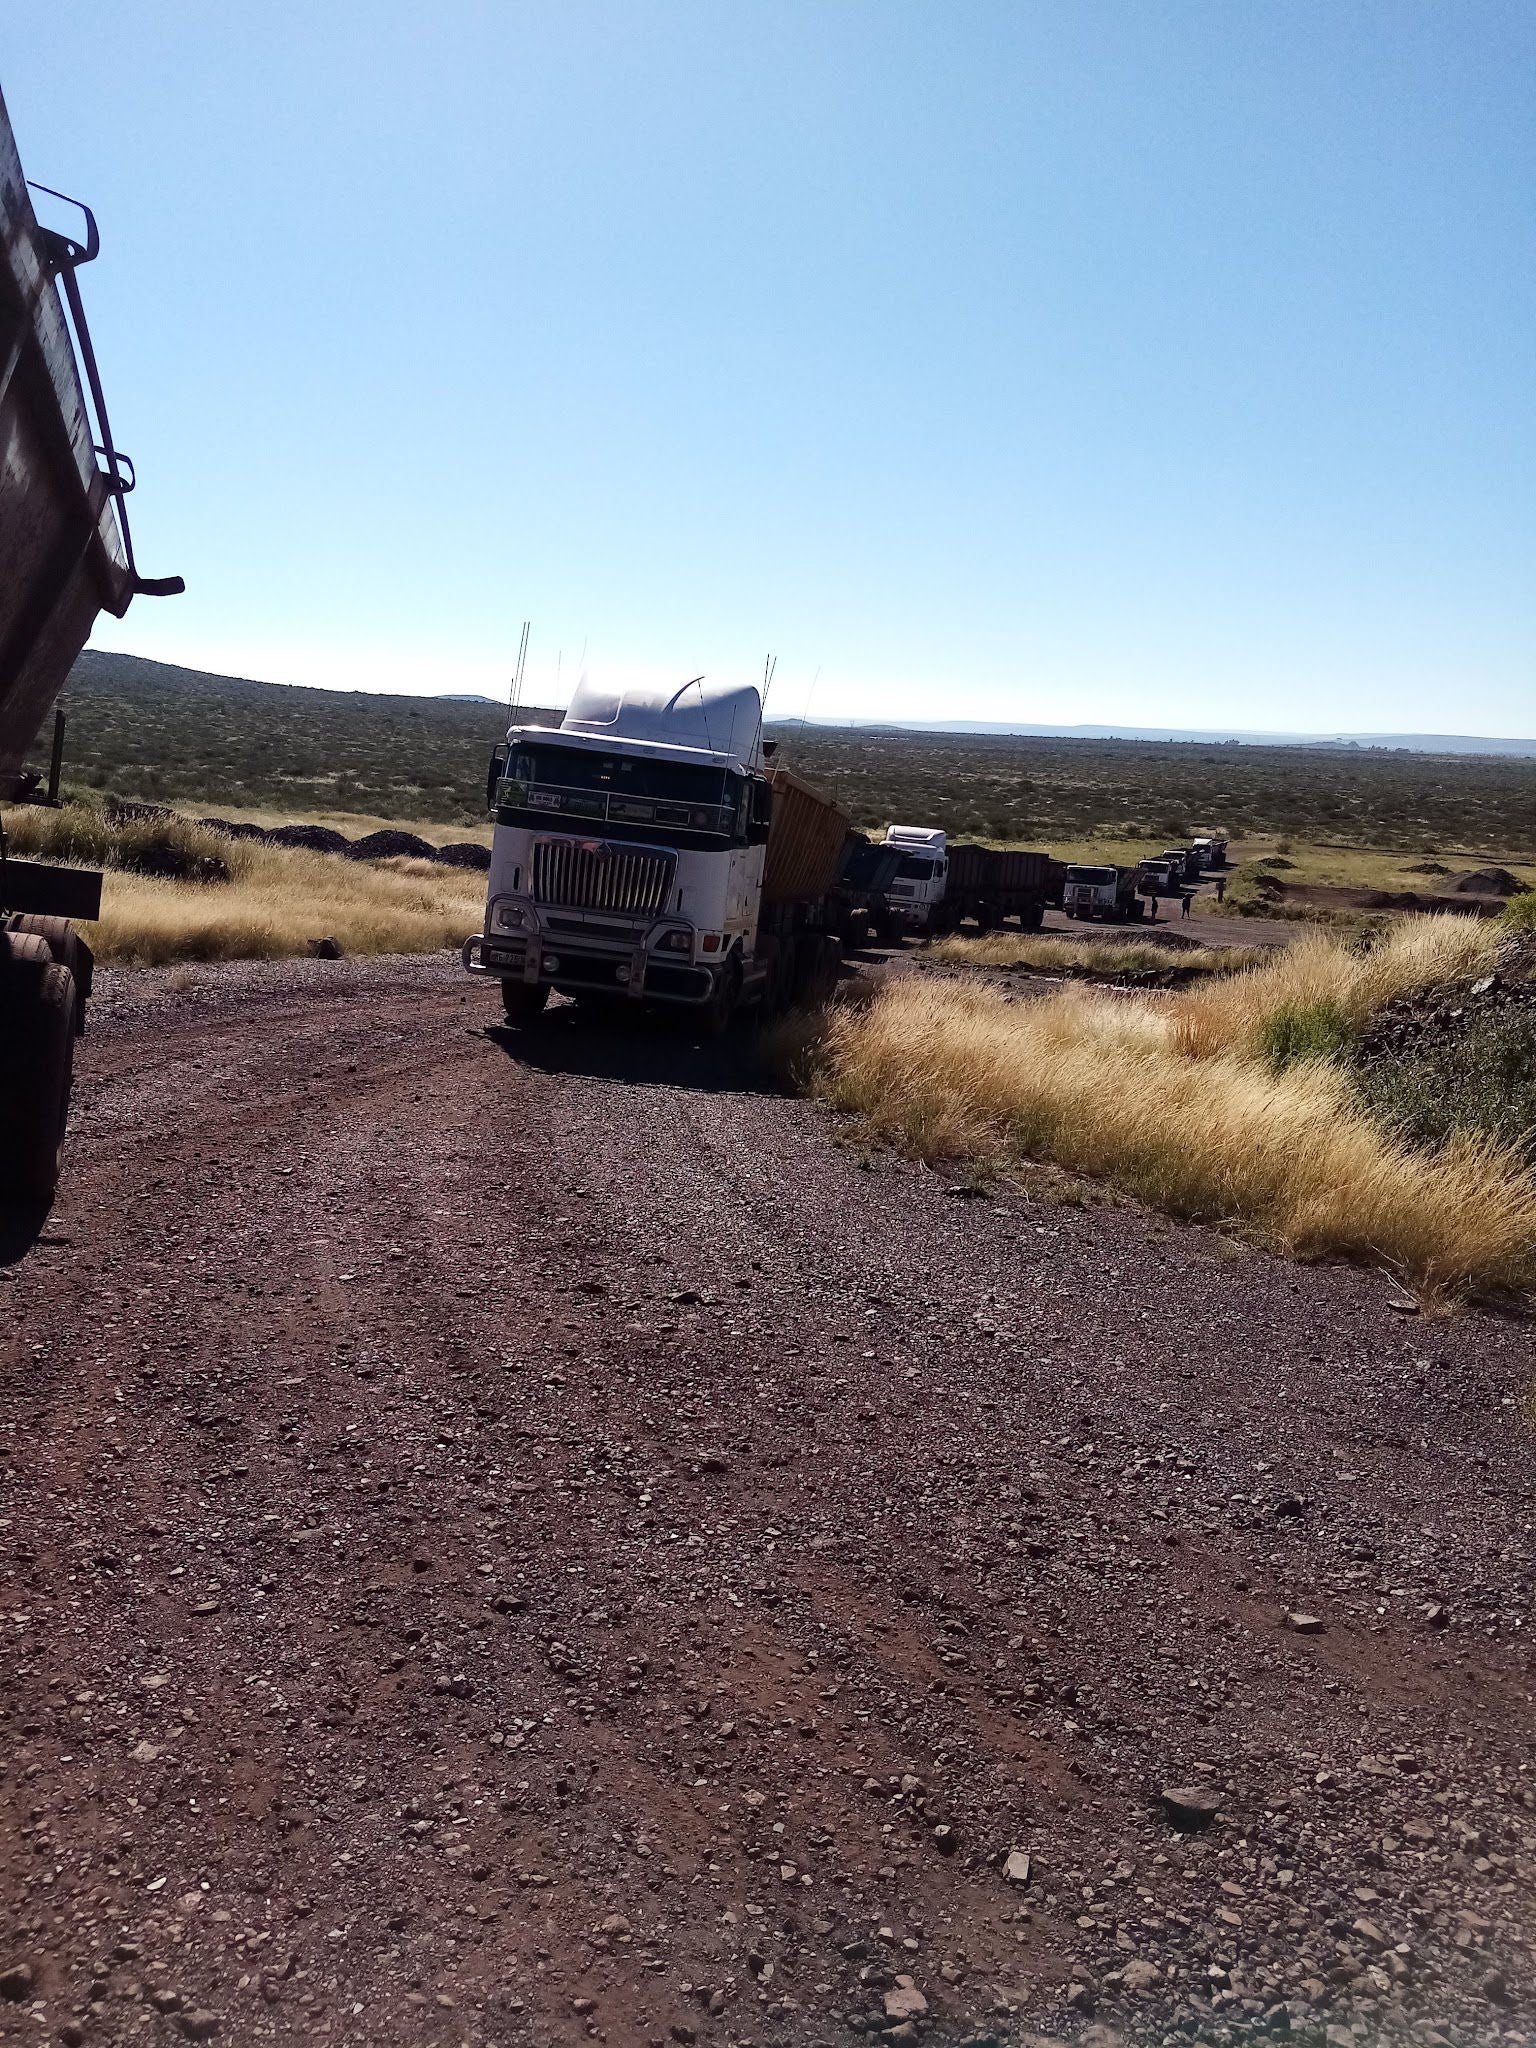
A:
1259,998,1356,1069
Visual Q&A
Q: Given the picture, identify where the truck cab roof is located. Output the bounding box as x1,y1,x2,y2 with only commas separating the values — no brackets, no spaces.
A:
508,674,765,777
883,825,947,850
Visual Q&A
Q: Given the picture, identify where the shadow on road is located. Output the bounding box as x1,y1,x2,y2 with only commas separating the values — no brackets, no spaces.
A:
0,1200,55,1268
487,1001,790,1096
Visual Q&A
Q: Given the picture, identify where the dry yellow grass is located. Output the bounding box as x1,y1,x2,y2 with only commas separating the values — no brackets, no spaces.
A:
927,933,1270,978
89,853,484,966
2,803,484,965
815,918,1535,1299
1173,916,1500,1058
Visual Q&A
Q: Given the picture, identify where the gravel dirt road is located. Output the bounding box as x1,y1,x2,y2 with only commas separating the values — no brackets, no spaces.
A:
2,953,1533,2048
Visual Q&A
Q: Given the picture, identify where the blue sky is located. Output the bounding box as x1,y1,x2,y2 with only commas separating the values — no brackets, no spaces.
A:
7,3,1533,731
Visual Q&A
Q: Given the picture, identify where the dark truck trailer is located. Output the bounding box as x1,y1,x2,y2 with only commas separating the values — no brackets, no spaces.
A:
934,844,1065,934
0,84,180,1200
829,833,904,948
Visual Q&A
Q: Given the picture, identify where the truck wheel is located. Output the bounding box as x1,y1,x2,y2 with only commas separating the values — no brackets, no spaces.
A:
500,979,551,1025
1022,901,1044,932
5,915,93,1029
0,940,77,1206
702,959,741,1038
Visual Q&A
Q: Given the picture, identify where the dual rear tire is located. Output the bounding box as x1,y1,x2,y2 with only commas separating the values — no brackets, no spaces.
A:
0,929,79,1207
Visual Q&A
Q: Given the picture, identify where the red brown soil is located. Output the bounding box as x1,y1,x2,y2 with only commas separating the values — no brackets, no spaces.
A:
2,955,1534,2048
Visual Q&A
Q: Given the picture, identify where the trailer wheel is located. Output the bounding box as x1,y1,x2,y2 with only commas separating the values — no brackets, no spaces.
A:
0,940,77,1206
1022,901,1045,932
500,979,551,1025
5,915,93,1029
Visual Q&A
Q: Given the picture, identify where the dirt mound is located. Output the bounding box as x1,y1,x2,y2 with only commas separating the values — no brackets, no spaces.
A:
1355,963,1536,1062
346,829,439,862
433,840,492,871
198,817,270,843
266,823,351,855
1448,866,1526,897
1282,882,1501,917
1404,859,1451,875
103,796,174,825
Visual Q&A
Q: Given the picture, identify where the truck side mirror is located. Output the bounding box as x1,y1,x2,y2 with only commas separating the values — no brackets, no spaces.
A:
486,743,508,815
748,779,773,844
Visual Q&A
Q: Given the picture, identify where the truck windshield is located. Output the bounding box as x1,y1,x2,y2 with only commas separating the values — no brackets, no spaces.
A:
500,744,745,836
1066,866,1118,886
896,856,937,880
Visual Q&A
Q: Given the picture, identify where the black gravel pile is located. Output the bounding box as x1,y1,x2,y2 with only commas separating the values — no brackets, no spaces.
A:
345,828,439,861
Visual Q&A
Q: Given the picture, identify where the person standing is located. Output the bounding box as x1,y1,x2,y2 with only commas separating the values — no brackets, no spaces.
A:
1215,875,1227,905
1181,889,1192,919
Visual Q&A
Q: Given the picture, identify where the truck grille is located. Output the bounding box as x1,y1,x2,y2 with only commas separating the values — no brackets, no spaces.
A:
532,838,674,917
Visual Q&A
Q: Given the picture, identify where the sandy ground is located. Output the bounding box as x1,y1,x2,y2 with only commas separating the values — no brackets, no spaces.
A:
1,951,1532,2048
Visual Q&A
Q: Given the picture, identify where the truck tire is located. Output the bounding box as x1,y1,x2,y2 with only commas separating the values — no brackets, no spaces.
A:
0,939,77,1206
500,979,551,1026
5,915,93,1029
1022,901,1044,932
701,958,741,1038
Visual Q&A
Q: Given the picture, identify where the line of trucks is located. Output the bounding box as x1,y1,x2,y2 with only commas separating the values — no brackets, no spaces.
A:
0,78,1228,1202
460,679,1228,1029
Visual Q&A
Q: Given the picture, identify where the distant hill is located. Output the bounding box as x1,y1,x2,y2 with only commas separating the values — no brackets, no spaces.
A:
817,718,1536,757
37,651,559,824
26,649,1536,849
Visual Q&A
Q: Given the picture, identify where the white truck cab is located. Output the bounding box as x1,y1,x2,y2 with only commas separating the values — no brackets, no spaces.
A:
464,675,773,1022
880,825,948,932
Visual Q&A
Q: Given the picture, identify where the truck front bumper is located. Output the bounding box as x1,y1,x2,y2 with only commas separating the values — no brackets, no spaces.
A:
461,933,717,1005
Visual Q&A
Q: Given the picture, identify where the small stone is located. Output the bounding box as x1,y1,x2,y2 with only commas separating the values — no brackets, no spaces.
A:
129,1741,159,1764
1284,1612,1325,1634
1121,1959,1160,1992
883,1975,928,2022
571,1996,596,2015
172,2015,220,2043
1158,1785,1221,1831
1003,1849,1032,1885
59,2025,86,2047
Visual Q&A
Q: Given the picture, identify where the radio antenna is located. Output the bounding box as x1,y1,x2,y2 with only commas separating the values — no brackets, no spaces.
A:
754,652,777,764
508,619,530,720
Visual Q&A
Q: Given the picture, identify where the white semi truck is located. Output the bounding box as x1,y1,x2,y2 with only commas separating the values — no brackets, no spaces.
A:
880,825,949,932
463,677,848,1030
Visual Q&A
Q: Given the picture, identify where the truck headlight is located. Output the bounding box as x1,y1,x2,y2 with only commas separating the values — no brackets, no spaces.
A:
655,928,693,954
492,898,533,933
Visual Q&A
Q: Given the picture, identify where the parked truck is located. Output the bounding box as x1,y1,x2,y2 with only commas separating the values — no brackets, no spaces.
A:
463,677,848,1030
0,86,181,1202
935,843,1064,932
879,825,949,932
1191,832,1228,869
1062,863,1147,922
877,827,1064,935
